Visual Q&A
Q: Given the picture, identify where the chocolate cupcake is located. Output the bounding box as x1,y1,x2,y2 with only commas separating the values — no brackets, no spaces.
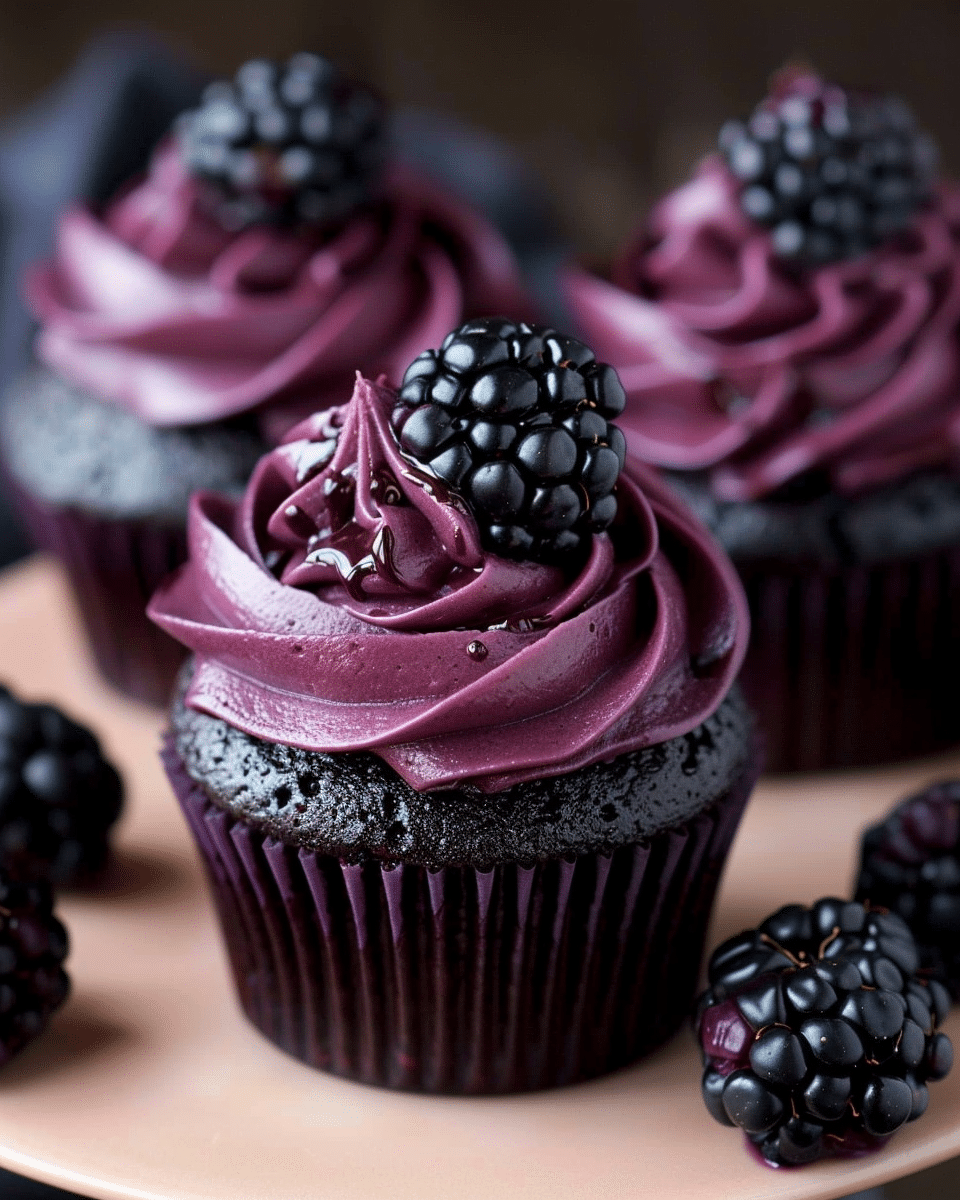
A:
149,319,757,1093
0,52,531,705
565,69,960,770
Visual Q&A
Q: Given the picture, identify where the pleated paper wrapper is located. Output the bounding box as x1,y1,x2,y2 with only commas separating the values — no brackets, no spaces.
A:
10,480,187,706
738,546,960,772
164,739,754,1094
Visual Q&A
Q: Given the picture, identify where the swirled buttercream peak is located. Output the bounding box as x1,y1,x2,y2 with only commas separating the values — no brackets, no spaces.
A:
566,157,960,500
149,374,749,791
27,141,531,436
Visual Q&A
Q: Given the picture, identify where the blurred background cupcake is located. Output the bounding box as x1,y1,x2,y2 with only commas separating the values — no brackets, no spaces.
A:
565,69,960,772
0,43,533,707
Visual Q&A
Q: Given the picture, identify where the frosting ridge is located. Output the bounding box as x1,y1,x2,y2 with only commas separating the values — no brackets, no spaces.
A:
566,157,960,500
27,143,530,437
149,374,748,792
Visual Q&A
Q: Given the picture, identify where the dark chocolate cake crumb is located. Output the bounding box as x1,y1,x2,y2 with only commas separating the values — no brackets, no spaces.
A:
669,469,960,567
171,667,753,871
0,366,265,523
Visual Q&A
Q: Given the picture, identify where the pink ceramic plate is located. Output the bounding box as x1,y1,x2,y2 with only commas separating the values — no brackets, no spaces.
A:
0,556,958,1200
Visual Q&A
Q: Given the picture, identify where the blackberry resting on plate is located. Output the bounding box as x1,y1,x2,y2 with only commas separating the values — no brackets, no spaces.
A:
0,871,68,1066
390,317,627,564
0,686,123,888
178,52,386,229
719,69,937,265
857,780,960,999
697,897,953,1168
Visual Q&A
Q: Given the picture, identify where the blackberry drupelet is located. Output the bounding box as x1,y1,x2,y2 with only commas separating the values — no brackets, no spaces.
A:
178,52,386,230
0,871,68,1066
697,897,952,1167
719,70,937,266
0,686,123,888
857,781,960,999
390,317,627,564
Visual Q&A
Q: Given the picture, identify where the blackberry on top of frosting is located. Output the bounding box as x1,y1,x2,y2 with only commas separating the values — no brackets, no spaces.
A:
564,66,960,504
22,54,531,434
256,321,629,623
719,69,937,266
390,318,627,564
178,52,386,231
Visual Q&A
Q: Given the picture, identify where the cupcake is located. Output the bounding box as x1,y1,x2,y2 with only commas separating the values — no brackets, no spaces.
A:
0,52,531,705
565,69,960,771
149,318,756,1093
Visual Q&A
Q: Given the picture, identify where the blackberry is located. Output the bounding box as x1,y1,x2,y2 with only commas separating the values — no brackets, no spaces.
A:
719,69,937,265
857,780,960,999
178,52,386,230
0,686,123,888
0,872,69,1066
697,897,952,1167
390,318,627,564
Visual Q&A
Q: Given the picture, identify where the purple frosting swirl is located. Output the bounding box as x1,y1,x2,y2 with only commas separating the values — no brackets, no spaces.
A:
148,374,748,793
27,142,531,439
565,157,960,500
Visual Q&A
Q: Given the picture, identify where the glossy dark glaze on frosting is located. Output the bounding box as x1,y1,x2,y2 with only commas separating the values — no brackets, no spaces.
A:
149,374,749,793
27,142,531,438
566,157,960,501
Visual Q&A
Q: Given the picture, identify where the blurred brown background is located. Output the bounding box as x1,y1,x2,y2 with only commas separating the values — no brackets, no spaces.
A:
0,0,958,259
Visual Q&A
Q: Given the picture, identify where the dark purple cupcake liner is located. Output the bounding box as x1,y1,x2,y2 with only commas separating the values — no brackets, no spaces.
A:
10,479,187,706
738,545,960,772
162,738,754,1094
